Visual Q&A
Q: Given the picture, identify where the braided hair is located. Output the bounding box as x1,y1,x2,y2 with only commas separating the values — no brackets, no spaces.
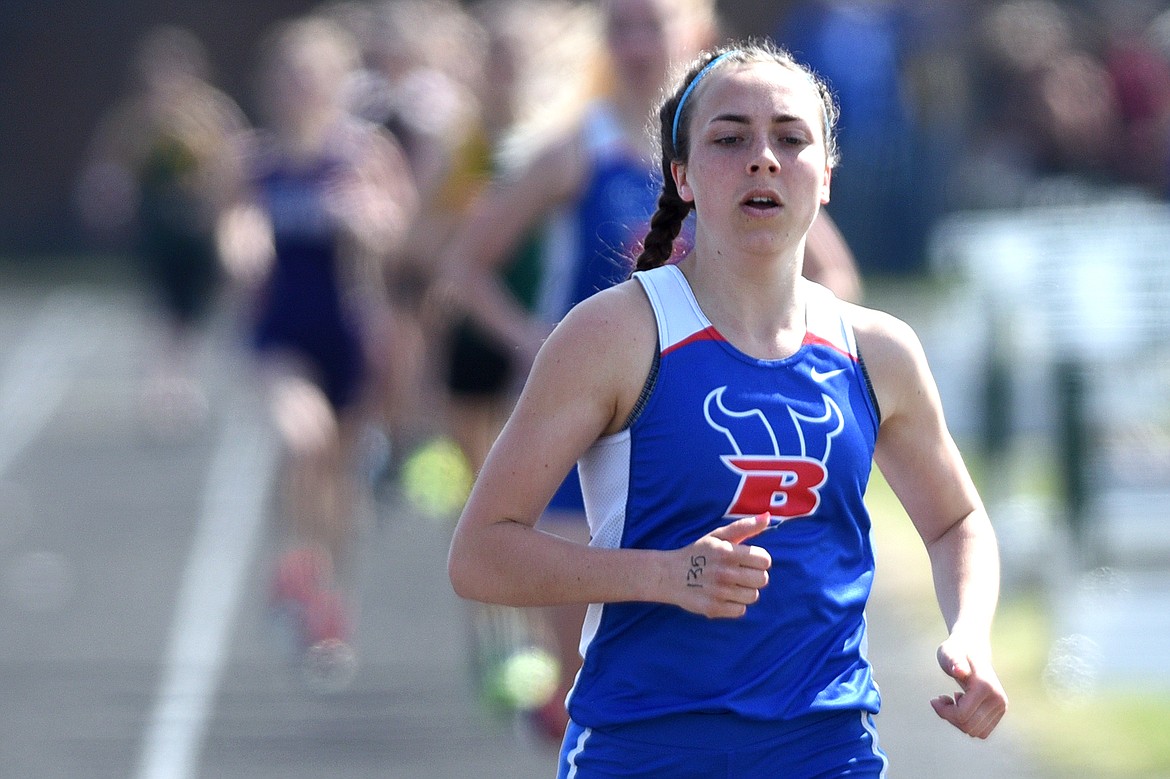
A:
633,40,839,272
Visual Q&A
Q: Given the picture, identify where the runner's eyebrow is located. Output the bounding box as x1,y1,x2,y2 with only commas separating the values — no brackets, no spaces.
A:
709,112,807,127
709,113,749,125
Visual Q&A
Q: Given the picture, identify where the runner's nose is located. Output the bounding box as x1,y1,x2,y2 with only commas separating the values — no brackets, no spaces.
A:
748,142,780,174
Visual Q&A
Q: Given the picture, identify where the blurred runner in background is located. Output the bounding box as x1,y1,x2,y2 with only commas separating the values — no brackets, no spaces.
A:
224,13,418,687
76,25,250,437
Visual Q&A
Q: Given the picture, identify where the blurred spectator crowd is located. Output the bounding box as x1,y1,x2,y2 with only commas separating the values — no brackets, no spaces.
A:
776,0,1170,273
76,0,1170,279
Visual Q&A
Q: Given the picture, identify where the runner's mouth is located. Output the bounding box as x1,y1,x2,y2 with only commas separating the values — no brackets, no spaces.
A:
743,194,780,210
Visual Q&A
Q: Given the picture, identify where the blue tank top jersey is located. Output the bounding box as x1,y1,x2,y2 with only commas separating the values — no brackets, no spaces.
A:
250,123,367,409
569,264,882,727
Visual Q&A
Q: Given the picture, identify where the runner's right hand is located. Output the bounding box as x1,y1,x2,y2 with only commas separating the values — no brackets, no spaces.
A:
668,513,772,619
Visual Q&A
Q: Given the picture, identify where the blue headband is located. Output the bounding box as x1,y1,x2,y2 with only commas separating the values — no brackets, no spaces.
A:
671,51,738,150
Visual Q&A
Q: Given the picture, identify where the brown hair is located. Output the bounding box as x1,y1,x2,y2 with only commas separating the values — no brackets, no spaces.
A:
633,39,839,272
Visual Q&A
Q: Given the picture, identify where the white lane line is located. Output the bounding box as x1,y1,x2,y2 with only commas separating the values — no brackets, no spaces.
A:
0,290,100,477
136,412,277,779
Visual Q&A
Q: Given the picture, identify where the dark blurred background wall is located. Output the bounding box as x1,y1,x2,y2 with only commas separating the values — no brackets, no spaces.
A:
0,0,321,255
0,1,784,257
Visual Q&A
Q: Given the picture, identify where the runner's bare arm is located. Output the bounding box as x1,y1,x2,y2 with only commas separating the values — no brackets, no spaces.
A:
448,282,772,618
856,307,1008,738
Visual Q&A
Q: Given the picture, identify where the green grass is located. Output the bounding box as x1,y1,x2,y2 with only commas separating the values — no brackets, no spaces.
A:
993,597,1170,777
866,464,1170,778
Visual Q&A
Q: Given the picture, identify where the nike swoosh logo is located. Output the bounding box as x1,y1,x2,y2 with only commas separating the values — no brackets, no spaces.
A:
810,367,845,382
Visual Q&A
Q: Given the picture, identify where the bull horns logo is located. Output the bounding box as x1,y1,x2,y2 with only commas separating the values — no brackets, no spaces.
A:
703,386,844,520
